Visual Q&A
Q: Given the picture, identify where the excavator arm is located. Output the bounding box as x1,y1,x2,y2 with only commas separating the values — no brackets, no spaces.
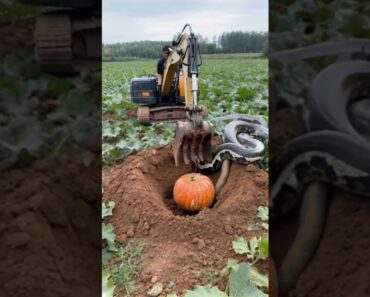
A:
161,28,199,107
167,24,213,168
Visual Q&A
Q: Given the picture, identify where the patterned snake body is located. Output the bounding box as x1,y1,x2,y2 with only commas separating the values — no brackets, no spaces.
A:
198,115,268,171
270,43,370,295
271,60,370,221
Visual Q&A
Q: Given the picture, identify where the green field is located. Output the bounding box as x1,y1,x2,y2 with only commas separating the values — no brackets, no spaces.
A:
102,55,268,165
103,55,269,297
201,53,264,59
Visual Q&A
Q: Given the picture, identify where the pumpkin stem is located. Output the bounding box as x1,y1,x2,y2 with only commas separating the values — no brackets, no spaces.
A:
190,175,196,182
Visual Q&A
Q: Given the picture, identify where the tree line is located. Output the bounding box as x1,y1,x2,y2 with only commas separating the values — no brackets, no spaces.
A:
103,31,268,61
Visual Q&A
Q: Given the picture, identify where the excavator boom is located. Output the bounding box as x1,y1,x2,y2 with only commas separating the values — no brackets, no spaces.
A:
164,24,213,168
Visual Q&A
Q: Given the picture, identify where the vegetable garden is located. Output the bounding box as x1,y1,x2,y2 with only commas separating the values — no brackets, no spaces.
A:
102,55,269,297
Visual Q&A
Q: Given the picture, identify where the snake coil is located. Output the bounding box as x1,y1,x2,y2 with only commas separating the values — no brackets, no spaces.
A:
197,114,268,197
198,114,268,172
270,43,370,296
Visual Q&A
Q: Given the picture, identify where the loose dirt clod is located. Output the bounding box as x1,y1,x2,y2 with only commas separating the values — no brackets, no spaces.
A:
103,145,268,294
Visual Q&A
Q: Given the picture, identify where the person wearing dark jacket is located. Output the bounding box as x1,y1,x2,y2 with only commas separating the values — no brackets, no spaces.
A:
157,45,171,87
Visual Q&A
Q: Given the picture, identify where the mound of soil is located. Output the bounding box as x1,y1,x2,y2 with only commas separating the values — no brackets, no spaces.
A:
103,145,268,296
0,153,101,297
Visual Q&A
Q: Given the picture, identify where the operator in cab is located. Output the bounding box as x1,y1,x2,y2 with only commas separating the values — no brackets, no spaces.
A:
157,45,172,89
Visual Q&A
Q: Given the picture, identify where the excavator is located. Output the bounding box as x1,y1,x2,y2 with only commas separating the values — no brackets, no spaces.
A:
131,24,214,168
131,24,268,171
19,0,101,74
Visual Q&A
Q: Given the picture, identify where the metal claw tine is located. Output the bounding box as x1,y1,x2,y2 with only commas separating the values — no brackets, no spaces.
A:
182,136,190,165
173,118,214,168
198,134,205,162
196,133,203,163
190,134,198,165
173,123,184,166
198,144,204,162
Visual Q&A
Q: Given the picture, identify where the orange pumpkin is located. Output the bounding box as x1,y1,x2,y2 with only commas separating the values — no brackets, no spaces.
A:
173,173,215,212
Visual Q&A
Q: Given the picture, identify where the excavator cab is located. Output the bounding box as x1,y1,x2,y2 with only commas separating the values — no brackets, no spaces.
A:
131,71,184,107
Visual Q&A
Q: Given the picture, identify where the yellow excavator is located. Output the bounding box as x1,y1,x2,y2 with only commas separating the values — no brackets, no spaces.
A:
131,24,214,168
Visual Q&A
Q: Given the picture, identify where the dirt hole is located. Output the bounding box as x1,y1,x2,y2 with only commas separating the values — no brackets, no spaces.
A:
103,145,268,295
104,144,268,226
163,186,197,216
162,182,220,217
156,159,222,217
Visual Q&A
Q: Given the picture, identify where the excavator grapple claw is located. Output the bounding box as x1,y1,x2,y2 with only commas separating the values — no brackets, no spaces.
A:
173,113,213,168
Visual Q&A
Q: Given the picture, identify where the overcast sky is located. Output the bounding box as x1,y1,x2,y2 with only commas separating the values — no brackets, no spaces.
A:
103,0,268,43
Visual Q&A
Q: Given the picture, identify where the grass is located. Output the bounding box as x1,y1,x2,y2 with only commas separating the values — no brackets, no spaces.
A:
102,202,145,297
102,57,268,166
201,53,264,59
103,52,265,63
110,240,145,297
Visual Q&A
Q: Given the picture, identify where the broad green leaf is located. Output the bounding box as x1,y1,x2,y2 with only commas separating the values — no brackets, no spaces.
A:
249,237,259,255
102,269,116,297
0,82,38,115
250,266,268,288
226,258,239,271
102,201,115,218
127,139,142,151
257,234,269,259
257,206,268,221
185,286,228,297
229,263,267,297
261,222,268,230
102,223,116,247
147,283,163,296
221,258,240,278
0,117,46,156
236,86,257,99
55,89,95,117
232,237,249,255
102,246,114,265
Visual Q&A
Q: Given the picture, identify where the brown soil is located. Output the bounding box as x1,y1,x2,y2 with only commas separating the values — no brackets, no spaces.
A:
0,19,103,297
291,191,370,297
0,153,101,297
270,108,370,297
271,191,370,297
103,145,268,296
